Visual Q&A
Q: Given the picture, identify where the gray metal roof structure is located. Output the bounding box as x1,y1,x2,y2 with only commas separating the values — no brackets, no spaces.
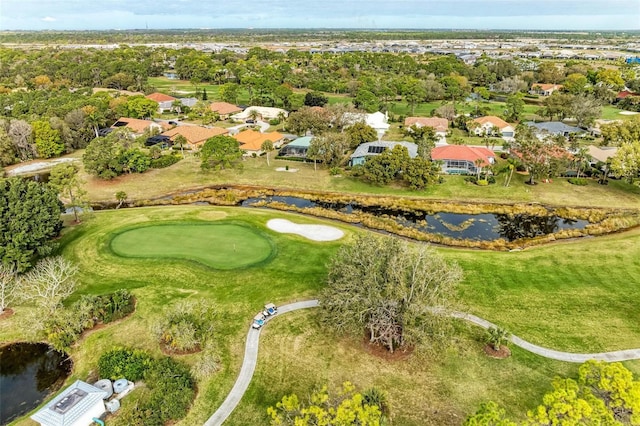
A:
31,380,107,426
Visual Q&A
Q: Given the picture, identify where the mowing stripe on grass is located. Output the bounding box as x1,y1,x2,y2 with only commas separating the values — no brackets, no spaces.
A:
110,223,274,270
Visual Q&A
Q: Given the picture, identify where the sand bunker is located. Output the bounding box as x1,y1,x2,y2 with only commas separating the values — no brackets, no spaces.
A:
267,219,344,241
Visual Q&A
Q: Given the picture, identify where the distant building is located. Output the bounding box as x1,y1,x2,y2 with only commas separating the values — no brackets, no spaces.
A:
145,92,178,113
161,125,229,149
472,116,516,139
209,102,243,119
343,111,390,140
529,84,564,96
431,145,496,175
278,136,313,158
110,117,168,135
404,117,449,142
233,130,285,156
232,106,288,121
349,141,417,166
525,121,585,138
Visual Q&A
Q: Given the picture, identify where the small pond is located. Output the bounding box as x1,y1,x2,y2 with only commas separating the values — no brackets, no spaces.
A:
0,342,72,425
241,196,590,242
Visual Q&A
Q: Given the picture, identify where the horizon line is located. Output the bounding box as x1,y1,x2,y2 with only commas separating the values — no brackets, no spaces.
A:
1,27,640,33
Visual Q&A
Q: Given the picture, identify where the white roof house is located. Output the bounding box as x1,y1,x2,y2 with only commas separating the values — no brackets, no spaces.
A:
344,111,390,140
232,106,288,121
31,380,107,426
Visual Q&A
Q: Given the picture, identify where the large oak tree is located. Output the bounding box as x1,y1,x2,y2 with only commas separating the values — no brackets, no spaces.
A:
320,234,462,352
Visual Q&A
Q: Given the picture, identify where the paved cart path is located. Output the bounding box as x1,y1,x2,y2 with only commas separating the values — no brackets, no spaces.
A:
204,300,640,425
203,300,319,426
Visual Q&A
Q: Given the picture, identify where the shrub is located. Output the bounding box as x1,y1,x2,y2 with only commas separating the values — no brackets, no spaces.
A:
98,347,153,381
43,290,135,350
98,349,196,425
152,299,215,352
142,357,195,424
329,167,341,176
191,344,221,380
568,177,588,186
150,153,181,169
269,118,280,125
486,327,510,351
476,179,489,186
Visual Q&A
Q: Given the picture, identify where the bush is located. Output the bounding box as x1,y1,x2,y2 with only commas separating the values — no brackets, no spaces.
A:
476,179,489,186
150,154,181,169
142,357,195,424
269,118,281,125
568,177,588,186
152,299,215,352
98,348,153,381
98,349,196,426
43,290,135,350
329,167,341,176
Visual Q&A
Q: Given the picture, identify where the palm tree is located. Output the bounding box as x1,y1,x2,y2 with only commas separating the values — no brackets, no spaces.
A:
261,139,274,166
248,109,260,123
574,146,590,178
174,134,188,158
486,327,511,351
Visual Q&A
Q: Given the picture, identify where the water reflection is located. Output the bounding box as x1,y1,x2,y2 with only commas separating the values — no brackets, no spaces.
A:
0,343,72,425
241,196,589,242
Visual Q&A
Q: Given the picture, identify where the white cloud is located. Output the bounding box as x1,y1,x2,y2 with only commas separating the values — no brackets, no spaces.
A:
41,16,57,22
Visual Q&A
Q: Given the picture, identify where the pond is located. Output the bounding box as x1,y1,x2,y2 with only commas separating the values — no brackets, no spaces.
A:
0,342,72,425
241,196,590,242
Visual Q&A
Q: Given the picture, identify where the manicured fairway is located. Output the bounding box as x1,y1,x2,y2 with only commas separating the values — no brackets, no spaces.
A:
110,223,273,269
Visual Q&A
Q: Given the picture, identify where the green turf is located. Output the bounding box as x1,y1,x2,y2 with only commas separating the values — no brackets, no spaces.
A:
2,206,639,426
110,223,274,269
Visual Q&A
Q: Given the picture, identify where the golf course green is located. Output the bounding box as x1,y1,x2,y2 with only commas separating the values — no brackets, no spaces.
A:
110,222,274,269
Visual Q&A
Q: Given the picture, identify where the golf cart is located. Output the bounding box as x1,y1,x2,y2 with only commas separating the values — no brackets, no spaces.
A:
252,313,266,329
263,303,278,316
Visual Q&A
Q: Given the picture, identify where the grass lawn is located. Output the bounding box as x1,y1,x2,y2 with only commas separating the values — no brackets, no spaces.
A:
2,206,640,425
110,223,274,269
78,154,640,209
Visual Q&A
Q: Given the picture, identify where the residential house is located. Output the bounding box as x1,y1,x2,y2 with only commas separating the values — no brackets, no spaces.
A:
233,130,285,156
344,111,390,140
31,380,107,426
472,116,516,139
278,136,313,158
232,106,288,121
145,92,178,113
525,121,585,138
431,145,496,175
586,145,618,166
146,93,198,113
209,102,243,119
529,84,564,96
161,125,229,149
110,117,168,135
404,117,449,142
349,141,417,166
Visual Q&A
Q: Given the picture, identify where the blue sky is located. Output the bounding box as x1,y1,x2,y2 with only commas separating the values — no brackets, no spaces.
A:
1,0,639,31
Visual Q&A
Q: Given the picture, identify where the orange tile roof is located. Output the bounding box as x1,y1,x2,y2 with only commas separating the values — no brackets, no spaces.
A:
473,116,512,130
404,117,449,132
209,102,242,115
233,130,284,152
162,126,229,147
431,145,495,167
146,92,177,103
111,117,167,134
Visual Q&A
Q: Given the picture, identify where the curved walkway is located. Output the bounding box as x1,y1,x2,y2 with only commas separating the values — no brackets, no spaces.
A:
204,300,319,426
204,300,640,425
